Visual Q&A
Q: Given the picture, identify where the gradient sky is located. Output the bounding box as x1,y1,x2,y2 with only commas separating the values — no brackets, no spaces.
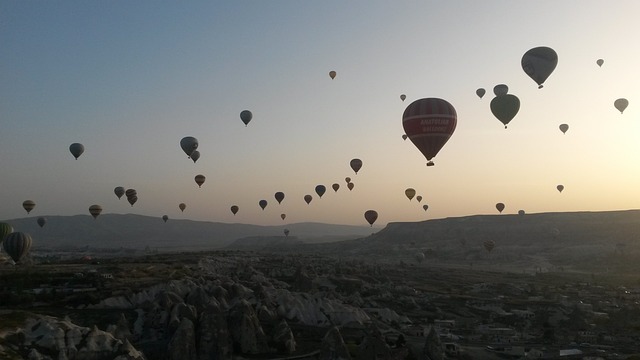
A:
1,1,639,227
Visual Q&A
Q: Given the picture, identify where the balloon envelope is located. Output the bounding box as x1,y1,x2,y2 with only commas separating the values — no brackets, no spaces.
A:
423,204,429,211
315,185,326,198
114,187,125,199
0,222,13,242
329,71,336,79
350,158,363,174
400,94,406,101
345,177,351,184
180,137,198,158
483,240,495,253
416,195,422,203
596,59,604,67
332,183,340,192
259,200,268,210
405,188,416,201
304,195,312,204
476,88,486,99
179,203,186,212
22,200,35,214
284,229,290,236
125,189,137,198
518,210,526,216
490,94,520,128
275,192,285,204
37,217,46,228
190,150,200,163
195,174,206,188
162,215,169,223
559,124,569,134
240,110,253,126
495,203,505,213
402,98,457,163
364,210,378,226
281,213,286,220
89,205,102,219
521,46,558,88
127,196,138,206
230,205,239,215
3,232,32,263
614,98,629,114
347,182,354,191
557,185,564,193
402,134,408,141
493,84,509,96
69,143,85,160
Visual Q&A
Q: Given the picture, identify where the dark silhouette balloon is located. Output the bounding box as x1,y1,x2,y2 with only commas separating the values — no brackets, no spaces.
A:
559,124,569,134
304,195,312,204
22,200,35,214
162,215,169,223
350,158,363,174
490,94,520,128
400,94,406,101
345,177,351,184
180,137,198,158
423,204,429,211
275,192,285,204
416,195,422,203
483,239,495,253
37,217,46,228
125,189,137,198
281,213,286,220
195,174,206,188
476,88,486,99
89,205,102,219
127,196,138,207
518,210,526,216
259,200,267,210
402,98,457,166
0,222,13,243
3,232,32,263
179,203,186,212
315,185,326,198
522,46,558,88
332,183,340,192
614,98,629,114
495,203,505,213
114,187,125,199
240,110,253,126
329,71,336,79
405,188,416,201
230,205,239,215
284,228,290,236
557,184,564,193
190,150,200,163
596,59,604,67
402,134,408,141
347,182,354,191
69,143,84,160
364,210,378,226
493,84,509,96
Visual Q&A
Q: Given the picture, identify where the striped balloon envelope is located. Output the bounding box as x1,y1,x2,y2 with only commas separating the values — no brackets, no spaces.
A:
3,232,32,263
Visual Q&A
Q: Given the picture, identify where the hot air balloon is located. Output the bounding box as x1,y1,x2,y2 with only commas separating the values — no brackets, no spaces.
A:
518,210,525,216
0,222,13,243
364,210,378,226
69,143,85,160
422,204,429,211
22,200,35,214
345,177,351,184
405,188,416,201
350,158,363,174
162,215,169,223
614,98,629,114
495,203,505,213
195,174,206,188
347,182,354,191
125,189,137,198
179,203,186,212
284,229,290,237
37,217,46,228
596,59,604,67
402,98,457,166
127,196,138,207
329,71,336,79
114,187,125,199
259,200,268,210
416,195,422,203
400,94,406,101
402,134,408,141
315,185,326,198
240,110,253,126
521,46,558,88
89,205,102,219
557,184,564,193
332,183,340,192
275,192,285,204
559,124,569,134
230,205,239,215
304,195,312,204
490,94,520,128
281,213,286,220
493,84,509,96
476,88,486,99
3,232,32,263
190,150,200,163
483,239,495,253
180,137,198,158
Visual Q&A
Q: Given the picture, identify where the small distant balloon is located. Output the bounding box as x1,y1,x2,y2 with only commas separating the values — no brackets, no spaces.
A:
476,88,486,99
402,134,408,141
614,98,629,114
284,228,290,237
483,239,495,253
347,182,354,191
162,215,169,223
69,143,85,160
493,84,509,96
350,158,363,174
240,110,253,126
329,71,336,79
405,188,416,201
559,124,569,134
400,94,406,101
3,232,32,263
332,183,340,192
364,210,378,226
259,200,268,210
521,46,558,88
518,210,525,216
416,195,422,203
190,151,200,163
127,196,138,207
23,200,36,214
557,184,564,193
345,177,351,184
37,217,46,228
304,195,312,204
281,213,286,220
315,185,326,198
89,205,102,219
496,203,505,213
179,203,186,212
114,187,125,199
490,94,520,128
596,59,604,67
275,192,285,204
125,189,137,198
195,174,206,188
423,204,429,212
230,205,239,215
180,137,198,158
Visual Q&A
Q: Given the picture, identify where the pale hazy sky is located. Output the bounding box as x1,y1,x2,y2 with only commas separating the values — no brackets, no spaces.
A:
1,1,639,226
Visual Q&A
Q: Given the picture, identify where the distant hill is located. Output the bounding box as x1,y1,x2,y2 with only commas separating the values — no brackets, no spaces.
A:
3,214,375,251
225,236,304,250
